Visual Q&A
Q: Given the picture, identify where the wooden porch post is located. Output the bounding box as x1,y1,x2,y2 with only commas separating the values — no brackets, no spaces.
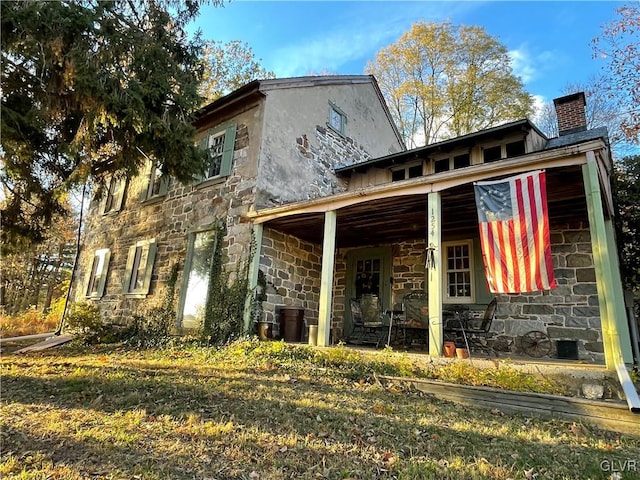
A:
243,223,263,333
318,210,337,347
582,155,632,368
427,192,443,357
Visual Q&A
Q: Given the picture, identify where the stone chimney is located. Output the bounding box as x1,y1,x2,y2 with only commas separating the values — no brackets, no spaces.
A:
553,92,587,136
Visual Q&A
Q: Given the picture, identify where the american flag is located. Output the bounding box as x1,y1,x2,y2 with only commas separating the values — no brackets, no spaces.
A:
474,170,556,293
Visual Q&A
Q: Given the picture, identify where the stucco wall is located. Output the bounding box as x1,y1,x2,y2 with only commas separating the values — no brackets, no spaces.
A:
73,104,262,326
255,83,404,208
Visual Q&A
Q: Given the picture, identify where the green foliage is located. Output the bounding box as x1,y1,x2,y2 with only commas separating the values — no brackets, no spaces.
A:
64,302,129,345
201,223,251,345
365,20,534,147
613,155,640,294
1,0,214,246
128,263,180,348
199,40,275,104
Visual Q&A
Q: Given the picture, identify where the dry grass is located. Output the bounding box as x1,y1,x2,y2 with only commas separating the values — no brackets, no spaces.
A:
0,303,62,338
1,339,639,480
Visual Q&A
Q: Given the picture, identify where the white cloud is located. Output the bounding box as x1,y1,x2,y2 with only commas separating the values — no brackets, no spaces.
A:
509,46,559,86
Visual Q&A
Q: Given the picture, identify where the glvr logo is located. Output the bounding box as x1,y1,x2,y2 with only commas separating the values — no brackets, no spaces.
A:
600,459,637,472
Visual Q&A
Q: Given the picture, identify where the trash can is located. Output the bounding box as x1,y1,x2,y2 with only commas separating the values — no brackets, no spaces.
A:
278,306,304,342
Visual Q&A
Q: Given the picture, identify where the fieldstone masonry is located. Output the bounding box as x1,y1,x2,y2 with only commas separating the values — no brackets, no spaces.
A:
73,123,255,326
259,228,323,337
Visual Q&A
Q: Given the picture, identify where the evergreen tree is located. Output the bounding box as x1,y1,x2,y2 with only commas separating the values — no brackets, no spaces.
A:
1,0,216,247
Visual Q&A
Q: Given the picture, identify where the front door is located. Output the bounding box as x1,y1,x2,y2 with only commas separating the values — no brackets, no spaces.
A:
345,247,391,334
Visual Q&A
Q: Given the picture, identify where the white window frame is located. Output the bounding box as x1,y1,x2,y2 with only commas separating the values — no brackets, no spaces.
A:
85,248,111,299
123,239,157,297
443,240,475,304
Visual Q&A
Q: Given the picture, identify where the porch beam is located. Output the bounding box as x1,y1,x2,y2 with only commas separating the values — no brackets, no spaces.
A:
318,210,337,347
582,155,631,368
246,144,601,225
427,192,443,357
243,224,264,333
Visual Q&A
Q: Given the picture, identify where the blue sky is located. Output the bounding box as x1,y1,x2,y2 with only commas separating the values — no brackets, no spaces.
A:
192,0,625,111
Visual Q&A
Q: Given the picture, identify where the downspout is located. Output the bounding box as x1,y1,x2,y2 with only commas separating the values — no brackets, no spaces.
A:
583,156,640,413
624,291,640,368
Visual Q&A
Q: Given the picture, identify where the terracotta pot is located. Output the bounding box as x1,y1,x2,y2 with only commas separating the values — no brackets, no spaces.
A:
443,341,457,358
456,347,469,359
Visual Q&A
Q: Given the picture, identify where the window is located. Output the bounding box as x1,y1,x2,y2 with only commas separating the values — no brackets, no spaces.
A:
506,140,526,157
145,162,169,200
432,151,470,173
328,102,346,135
197,124,237,182
443,241,474,303
391,163,423,182
483,145,502,163
177,230,218,329
85,248,110,299
101,176,126,214
123,239,157,296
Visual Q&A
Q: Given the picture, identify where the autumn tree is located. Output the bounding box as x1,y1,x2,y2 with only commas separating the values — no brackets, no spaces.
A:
199,40,275,104
592,2,640,144
366,21,534,147
1,0,216,248
535,78,635,156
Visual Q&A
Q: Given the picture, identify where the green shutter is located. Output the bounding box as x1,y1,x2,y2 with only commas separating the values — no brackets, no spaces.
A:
220,124,237,177
96,250,110,298
158,176,169,196
140,241,157,295
123,245,137,293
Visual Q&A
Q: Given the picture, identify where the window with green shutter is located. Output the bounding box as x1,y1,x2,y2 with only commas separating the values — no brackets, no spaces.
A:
101,176,126,214
197,123,237,183
85,248,110,299
123,239,157,297
144,161,169,200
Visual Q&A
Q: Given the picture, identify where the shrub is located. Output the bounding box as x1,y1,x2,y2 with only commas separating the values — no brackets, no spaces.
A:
64,302,132,345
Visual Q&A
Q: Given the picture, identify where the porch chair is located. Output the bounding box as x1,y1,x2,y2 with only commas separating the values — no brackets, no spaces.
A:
446,298,498,356
400,291,430,348
347,295,389,347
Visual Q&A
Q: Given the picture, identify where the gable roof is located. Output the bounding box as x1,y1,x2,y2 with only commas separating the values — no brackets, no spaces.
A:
195,75,405,147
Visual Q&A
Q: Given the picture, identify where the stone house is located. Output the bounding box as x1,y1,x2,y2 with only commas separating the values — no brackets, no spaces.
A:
73,78,634,368
73,75,404,330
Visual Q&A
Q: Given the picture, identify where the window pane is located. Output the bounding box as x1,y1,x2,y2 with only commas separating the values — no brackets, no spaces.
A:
181,231,216,329
391,169,405,182
453,153,470,169
434,159,449,173
483,146,501,163
506,140,525,157
205,133,225,178
408,164,422,178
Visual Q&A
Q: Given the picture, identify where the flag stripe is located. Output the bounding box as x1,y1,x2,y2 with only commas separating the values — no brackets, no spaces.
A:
475,170,556,294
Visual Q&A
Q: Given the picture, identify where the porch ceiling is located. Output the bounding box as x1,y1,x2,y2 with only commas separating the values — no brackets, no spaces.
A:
263,165,588,248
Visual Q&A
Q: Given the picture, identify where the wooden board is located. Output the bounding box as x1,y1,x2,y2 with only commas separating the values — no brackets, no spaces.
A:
380,375,640,437
14,334,74,353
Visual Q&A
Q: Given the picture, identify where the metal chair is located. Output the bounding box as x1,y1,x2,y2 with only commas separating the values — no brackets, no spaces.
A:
347,295,388,347
400,291,429,348
445,298,498,356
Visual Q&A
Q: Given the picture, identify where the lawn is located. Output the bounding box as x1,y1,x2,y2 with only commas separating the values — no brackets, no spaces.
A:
1,339,639,480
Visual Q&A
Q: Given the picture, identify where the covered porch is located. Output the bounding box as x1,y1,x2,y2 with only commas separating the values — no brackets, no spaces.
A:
244,149,633,369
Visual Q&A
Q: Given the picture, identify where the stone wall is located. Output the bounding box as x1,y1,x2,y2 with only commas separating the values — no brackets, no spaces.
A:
258,228,323,337
73,122,257,327
493,223,603,361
